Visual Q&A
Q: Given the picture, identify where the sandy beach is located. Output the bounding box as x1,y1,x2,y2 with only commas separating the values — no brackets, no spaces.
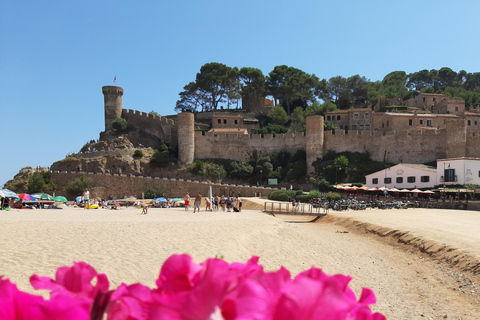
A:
1,200,479,319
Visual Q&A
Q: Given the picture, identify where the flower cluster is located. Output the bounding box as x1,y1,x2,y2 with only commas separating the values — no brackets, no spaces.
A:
0,255,386,320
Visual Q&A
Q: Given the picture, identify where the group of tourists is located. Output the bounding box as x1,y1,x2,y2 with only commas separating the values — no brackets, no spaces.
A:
183,192,242,212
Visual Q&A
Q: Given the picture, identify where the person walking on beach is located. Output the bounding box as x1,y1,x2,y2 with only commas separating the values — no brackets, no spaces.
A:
184,193,190,211
219,195,227,212
83,188,90,209
205,197,212,211
193,192,202,213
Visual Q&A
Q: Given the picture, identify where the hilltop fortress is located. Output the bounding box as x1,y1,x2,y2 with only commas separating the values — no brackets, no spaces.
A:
101,86,480,173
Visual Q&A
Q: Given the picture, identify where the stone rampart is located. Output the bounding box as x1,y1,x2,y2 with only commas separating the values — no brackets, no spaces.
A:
122,109,178,147
323,129,446,164
194,131,307,162
51,171,276,200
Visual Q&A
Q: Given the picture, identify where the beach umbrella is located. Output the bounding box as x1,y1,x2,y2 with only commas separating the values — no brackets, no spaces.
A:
153,197,167,202
172,198,182,201
0,189,18,198
18,194,36,201
52,196,68,202
75,196,82,202
32,193,53,201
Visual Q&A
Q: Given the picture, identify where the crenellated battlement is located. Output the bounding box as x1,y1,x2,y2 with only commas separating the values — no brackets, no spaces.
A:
123,109,177,127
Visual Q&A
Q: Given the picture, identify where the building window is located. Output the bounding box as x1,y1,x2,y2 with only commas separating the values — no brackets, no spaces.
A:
337,115,341,121
353,113,359,119
382,123,384,128
372,178,378,184
396,177,403,183
365,113,370,119
384,177,392,184
475,121,478,125
444,119,447,124
433,98,436,102
218,119,221,124
359,125,364,130
421,176,430,182
407,176,416,183
419,120,423,125
445,169,455,182
468,120,471,126
409,119,412,126
365,124,370,130
327,116,331,120
223,119,227,124
427,120,432,127
386,121,389,126
455,107,458,111
234,120,238,124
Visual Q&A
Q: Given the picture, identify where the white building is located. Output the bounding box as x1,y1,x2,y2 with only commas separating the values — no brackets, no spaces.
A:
365,163,437,189
438,158,480,186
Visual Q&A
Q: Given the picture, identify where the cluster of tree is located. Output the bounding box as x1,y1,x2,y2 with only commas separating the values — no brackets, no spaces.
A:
27,171,58,194
186,150,307,185
66,176,93,196
258,102,340,134
150,141,173,168
175,63,327,115
311,151,391,187
175,64,480,116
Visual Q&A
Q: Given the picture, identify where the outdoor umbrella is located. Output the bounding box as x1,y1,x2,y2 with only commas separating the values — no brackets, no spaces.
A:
0,189,18,198
411,189,424,194
18,194,36,201
153,197,167,202
75,196,82,202
399,189,411,193
172,198,182,201
32,193,54,201
52,196,68,202
388,188,400,192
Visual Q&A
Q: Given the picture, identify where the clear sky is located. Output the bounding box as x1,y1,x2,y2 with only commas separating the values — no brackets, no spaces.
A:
1,0,480,187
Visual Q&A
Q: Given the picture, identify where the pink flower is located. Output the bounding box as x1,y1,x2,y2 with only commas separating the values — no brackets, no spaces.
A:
0,277,45,320
0,276,91,320
30,261,109,300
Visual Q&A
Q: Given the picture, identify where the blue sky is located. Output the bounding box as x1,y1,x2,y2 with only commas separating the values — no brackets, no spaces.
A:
1,0,480,187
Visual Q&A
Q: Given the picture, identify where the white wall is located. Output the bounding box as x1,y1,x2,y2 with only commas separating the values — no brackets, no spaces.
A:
366,164,437,189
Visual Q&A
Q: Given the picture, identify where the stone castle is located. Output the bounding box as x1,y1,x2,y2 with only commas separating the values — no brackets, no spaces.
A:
101,86,480,173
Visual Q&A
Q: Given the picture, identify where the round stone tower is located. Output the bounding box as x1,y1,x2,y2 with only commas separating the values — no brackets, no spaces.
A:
102,86,124,132
177,112,195,164
306,115,324,174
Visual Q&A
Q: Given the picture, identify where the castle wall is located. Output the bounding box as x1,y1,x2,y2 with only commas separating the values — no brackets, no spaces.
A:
194,132,307,162
122,109,178,148
323,129,446,164
50,171,277,199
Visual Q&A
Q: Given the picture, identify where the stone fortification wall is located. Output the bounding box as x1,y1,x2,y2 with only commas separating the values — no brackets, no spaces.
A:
194,131,308,162
465,126,480,157
445,119,466,159
51,171,276,199
122,109,178,148
324,129,447,164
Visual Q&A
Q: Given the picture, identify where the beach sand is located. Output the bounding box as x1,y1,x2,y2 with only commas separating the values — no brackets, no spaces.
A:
1,200,479,319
